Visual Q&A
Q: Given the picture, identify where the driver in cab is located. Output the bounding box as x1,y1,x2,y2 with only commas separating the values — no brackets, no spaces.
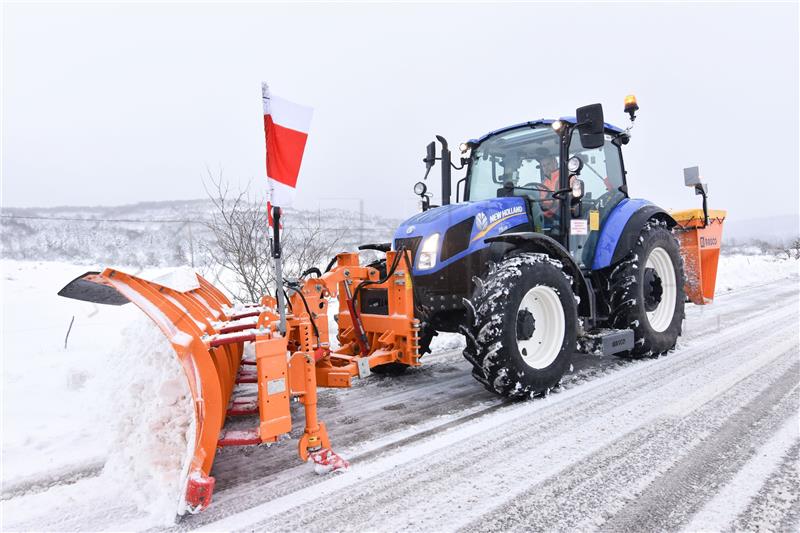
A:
499,150,562,219
536,152,561,218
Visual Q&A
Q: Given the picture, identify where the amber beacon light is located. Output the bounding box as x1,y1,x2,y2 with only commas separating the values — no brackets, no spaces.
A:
624,94,639,120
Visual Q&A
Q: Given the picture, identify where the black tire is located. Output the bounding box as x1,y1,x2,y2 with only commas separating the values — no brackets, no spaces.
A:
462,252,577,398
606,219,685,358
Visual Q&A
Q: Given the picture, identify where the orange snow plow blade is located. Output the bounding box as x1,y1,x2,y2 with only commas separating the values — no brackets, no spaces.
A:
57,250,419,513
672,208,727,305
60,268,249,512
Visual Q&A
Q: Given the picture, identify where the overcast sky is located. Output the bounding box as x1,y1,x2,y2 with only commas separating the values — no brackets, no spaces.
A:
2,2,798,221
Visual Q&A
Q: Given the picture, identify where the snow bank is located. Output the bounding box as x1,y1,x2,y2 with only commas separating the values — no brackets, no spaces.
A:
100,316,195,523
715,254,799,293
2,261,197,528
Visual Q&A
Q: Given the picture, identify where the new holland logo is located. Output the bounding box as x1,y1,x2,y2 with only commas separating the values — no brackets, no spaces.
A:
405,225,416,235
475,212,489,230
489,205,524,223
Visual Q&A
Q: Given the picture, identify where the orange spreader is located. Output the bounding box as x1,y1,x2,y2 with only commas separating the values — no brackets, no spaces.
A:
671,208,727,305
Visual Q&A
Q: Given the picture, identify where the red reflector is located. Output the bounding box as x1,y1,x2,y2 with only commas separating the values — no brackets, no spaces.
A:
185,472,215,513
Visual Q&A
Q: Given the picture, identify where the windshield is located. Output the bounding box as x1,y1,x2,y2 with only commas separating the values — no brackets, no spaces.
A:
467,125,561,201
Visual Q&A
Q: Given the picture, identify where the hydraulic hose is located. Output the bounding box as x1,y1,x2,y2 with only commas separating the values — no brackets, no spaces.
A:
324,256,338,274
285,281,321,342
352,246,404,305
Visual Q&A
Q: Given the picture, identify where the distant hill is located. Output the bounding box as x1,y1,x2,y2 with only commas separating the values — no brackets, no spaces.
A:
723,214,799,246
4,200,795,266
0,199,402,267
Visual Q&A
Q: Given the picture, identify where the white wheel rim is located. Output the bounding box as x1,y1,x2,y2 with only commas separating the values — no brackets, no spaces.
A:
645,246,677,332
517,285,565,369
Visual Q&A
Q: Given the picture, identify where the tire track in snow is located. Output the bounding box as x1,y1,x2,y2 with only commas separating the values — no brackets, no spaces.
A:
0,460,104,501
685,414,800,531
600,360,798,533
731,441,800,532
465,344,799,532
194,291,798,532
209,365,495,493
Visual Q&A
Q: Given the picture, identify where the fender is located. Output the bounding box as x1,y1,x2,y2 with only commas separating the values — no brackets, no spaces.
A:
485,232,591,316
592,199,677,270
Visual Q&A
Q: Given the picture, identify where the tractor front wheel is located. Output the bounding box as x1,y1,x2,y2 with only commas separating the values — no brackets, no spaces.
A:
462,253,576,398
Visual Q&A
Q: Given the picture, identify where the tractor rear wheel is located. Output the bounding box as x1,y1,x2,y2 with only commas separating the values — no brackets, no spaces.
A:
462,253,576,398
607,220,685,358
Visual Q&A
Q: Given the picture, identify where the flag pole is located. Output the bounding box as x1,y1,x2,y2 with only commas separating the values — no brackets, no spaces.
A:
271,205,287,335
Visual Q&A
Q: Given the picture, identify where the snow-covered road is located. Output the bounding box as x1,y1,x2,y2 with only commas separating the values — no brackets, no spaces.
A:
184,280,799,533
2,266,798,531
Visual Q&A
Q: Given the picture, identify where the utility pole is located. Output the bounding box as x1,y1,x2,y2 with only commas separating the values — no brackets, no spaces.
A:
359,199,364,244
188,222,195,268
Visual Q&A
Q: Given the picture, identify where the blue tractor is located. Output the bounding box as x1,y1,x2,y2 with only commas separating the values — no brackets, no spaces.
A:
369,98,687,397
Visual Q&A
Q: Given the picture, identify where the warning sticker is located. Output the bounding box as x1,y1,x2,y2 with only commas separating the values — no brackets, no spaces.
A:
571,219,589,235
267,378,286,395
589,210,600,231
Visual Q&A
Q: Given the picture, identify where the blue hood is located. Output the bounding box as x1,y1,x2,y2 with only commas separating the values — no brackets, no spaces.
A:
394,198,528,275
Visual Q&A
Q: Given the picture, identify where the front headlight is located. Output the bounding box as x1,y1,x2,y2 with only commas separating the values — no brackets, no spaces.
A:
417,233,440,270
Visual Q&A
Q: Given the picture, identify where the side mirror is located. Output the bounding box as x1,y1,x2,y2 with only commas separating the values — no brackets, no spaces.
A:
424,141,436,171
683,166,708,195
576,103,605,149
421,141,436,181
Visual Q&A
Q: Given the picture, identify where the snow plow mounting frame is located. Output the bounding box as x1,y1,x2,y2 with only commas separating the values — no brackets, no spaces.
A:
57,250,419,513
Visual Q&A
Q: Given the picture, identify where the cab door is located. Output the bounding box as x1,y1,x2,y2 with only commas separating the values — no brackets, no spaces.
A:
566,132,627,269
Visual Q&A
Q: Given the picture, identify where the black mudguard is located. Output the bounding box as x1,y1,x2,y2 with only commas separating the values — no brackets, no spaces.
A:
609,206,677,266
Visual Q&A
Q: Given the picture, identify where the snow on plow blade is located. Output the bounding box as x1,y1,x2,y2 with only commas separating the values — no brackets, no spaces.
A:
672,208,727,305
59,269,250,512
57,251,420,513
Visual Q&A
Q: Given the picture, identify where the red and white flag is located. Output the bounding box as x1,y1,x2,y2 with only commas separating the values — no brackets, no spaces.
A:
262,82,313,210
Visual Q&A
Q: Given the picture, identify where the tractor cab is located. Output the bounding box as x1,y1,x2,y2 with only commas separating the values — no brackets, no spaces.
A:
463,117,629,269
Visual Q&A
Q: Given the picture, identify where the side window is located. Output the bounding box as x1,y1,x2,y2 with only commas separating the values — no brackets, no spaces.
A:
569,132,624,201
603,141,624,190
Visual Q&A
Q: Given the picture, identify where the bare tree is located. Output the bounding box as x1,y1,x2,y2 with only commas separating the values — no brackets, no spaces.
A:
203,172,344,303
792,237,800,260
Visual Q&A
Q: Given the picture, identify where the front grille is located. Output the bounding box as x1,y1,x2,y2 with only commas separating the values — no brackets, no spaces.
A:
440,217,475,262
394,236,422,263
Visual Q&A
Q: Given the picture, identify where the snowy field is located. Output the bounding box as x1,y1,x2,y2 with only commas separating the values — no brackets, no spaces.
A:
1,254,798,531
